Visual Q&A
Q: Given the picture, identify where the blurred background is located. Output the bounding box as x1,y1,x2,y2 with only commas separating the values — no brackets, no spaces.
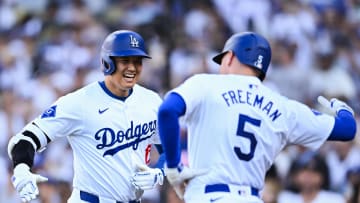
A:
0,0,360,202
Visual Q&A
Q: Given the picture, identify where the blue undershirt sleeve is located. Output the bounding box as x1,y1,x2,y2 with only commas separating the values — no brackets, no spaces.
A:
327,110,357,141
158,92,186,168
154,144,163,154
153,144,165,170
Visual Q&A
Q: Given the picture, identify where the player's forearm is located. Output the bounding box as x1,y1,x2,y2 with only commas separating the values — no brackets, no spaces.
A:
8,122,51,168
158,93,186,168
328,110,357,141
158,108,181,167
10,140,36,168
9,137,48,203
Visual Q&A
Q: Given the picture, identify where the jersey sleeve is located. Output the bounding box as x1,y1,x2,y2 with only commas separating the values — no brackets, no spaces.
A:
170,74,207,118
286,100,335,150
32,94,83,141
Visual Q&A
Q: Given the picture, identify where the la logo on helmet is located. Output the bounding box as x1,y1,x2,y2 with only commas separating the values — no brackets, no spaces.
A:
129,35,139,47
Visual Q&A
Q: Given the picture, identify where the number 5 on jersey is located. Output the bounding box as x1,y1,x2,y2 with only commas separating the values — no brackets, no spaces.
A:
234,114,261,161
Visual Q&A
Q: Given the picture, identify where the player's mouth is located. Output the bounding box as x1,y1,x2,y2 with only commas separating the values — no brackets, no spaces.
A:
123,73,136,82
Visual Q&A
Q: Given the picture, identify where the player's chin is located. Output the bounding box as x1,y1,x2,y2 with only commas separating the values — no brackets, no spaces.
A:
122,78,137,88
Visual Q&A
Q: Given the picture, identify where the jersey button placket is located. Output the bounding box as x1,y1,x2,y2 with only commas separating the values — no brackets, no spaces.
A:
122,104,133,165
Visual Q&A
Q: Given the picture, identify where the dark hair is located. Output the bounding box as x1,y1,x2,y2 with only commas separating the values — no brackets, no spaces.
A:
286,151,330,191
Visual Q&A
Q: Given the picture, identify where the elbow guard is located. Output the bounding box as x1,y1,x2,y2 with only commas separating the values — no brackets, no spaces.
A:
8,122,50,161
8,132,37,161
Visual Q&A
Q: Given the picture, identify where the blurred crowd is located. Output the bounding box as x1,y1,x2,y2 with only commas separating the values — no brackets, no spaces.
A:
0,0,360,203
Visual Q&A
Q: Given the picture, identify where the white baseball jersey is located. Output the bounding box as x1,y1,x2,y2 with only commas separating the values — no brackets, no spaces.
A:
31,81,162,201
170,74,334,197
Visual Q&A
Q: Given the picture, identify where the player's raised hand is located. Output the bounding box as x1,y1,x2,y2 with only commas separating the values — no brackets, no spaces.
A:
131,162,164,190
164,163,208,199
12,163,48,202
317,96,354,116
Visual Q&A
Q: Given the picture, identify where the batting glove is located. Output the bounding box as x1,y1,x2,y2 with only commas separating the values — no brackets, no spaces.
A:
131,163,164,190
164,163,208,200
12,163,48,202
317,96,354,116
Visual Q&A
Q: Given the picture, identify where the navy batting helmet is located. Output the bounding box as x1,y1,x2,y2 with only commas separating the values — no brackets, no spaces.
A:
101,30,151,75
212,32,271,80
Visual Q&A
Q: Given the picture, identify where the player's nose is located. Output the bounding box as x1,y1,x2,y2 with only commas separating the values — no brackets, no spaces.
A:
127,62,136,70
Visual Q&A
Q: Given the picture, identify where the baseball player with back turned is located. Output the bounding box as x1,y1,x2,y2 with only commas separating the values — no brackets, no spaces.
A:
157,31,357,203
7,30,165,203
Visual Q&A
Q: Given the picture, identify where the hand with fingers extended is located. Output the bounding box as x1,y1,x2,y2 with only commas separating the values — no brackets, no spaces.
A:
164,163,208,200
12,163,48,202
131,162,164,191
317,96,354,116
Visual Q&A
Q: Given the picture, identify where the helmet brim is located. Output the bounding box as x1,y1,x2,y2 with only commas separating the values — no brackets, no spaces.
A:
108,49,151,59
212,52,227,65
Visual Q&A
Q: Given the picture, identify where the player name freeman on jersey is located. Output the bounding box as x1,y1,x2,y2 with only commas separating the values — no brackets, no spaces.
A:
95,120,157,156
221,88,282,122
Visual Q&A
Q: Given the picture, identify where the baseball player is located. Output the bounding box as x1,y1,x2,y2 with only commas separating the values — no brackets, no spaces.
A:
157,32,357,203
7,30,165,203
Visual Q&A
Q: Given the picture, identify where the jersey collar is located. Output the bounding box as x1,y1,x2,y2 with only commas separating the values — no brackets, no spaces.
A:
98,81,133,101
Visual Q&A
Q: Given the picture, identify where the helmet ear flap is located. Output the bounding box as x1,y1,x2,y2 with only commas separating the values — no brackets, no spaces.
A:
102,55,116,75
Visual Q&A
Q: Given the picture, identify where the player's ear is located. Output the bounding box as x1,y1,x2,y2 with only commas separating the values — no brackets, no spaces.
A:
223,51,234,67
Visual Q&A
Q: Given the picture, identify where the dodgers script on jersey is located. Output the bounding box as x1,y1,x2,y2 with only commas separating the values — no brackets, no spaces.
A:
32,81,162,201
170,74,335,199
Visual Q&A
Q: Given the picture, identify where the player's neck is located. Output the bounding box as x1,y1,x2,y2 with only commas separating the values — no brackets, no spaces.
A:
103,79,132,98
220,57,258,77
225,66,258,77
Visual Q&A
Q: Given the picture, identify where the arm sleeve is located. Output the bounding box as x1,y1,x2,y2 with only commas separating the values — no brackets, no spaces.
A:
34,95,83,140
327,110,357,141
158,92,186,168
154,144,163,154
152,144,166,175
11,140,35,168
286,100,335,150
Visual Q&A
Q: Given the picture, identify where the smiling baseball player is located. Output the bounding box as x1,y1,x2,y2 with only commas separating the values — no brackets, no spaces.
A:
157,32,357,203
7,30,165,203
